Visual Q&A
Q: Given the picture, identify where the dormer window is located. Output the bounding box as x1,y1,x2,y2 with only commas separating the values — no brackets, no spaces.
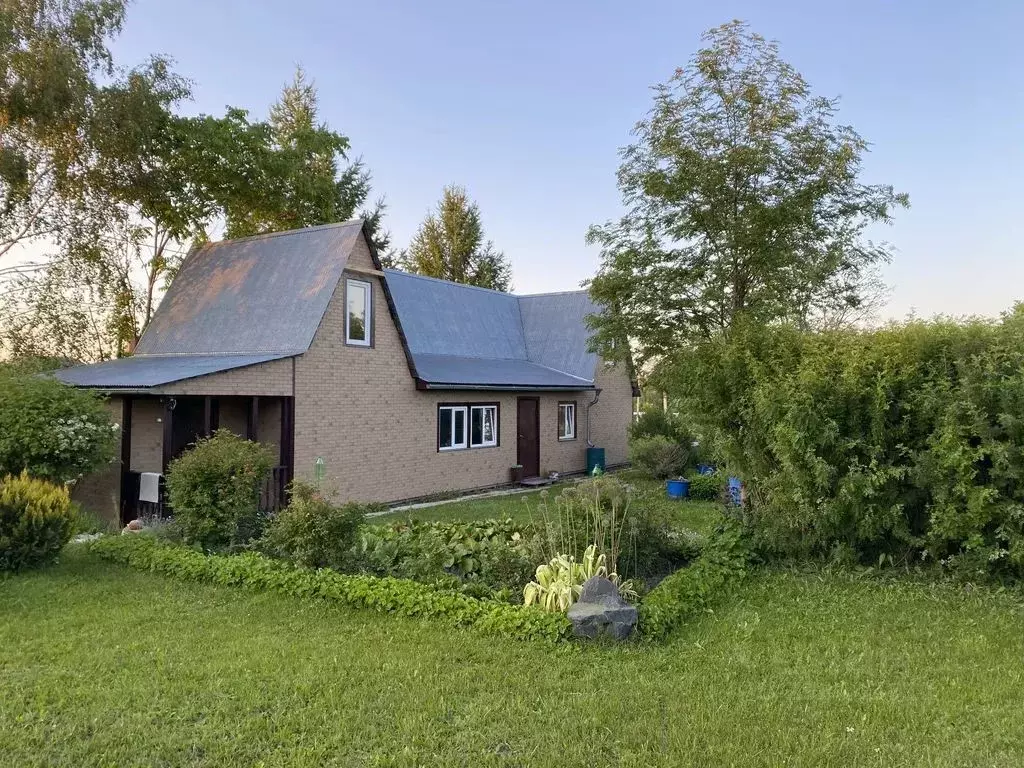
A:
346,279,372,346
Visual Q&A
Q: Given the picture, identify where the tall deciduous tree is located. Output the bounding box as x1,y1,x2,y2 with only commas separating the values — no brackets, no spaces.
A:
0,0,126,260
587,21,908,365
399,185,512,291
224,67,389,251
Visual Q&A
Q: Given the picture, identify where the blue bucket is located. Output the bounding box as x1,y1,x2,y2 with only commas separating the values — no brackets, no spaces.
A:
666,478,690,500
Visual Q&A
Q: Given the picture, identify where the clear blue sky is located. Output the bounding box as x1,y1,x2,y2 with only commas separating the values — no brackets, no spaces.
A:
110,0,1024,319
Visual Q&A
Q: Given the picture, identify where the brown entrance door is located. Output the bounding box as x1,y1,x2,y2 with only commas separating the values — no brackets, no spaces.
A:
517,397,540,478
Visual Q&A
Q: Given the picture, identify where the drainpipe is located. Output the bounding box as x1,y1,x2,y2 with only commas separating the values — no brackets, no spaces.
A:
585,388,602,447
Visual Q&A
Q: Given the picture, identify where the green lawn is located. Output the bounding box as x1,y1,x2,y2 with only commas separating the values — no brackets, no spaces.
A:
372,474,723,536
3,550,1024,766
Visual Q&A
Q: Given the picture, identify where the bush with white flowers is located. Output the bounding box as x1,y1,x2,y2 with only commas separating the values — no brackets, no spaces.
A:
0,372,117,483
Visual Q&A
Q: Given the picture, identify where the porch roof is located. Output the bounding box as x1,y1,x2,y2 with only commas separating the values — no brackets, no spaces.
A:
52,353,292,389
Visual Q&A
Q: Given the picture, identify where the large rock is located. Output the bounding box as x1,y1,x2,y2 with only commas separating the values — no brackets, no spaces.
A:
567,576,637,640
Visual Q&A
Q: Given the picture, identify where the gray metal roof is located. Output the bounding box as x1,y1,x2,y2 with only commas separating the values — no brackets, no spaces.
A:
136,221,364,356
519,291,599,381
413,354,594,390
384,270,599,390
53,353,292,389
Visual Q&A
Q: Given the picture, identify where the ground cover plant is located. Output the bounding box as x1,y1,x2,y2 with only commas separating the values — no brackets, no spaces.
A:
3,550,1024,767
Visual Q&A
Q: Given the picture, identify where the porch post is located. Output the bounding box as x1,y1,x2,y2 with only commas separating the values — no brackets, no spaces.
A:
280,397,294,483
161,399,173,474
119,396,133,525
247,396,259,441
203,396,212,437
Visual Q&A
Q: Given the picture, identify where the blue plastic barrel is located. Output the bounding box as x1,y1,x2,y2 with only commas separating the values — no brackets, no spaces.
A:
666,478,690,499
727,476,742,506
586,446,605,475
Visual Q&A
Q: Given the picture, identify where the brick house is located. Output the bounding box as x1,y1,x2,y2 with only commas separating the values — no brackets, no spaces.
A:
56,220,638,527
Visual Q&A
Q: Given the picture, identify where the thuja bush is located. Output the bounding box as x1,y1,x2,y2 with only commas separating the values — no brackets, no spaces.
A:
0,472,76,572
669,305,1024,580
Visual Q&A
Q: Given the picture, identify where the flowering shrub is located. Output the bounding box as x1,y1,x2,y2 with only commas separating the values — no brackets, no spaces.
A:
0,373,116,482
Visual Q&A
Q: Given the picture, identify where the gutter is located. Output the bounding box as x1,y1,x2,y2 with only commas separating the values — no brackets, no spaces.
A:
585,388,602,447
416,379,595,392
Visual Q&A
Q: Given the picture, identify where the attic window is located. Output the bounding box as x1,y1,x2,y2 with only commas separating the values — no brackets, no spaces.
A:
346,279,371,346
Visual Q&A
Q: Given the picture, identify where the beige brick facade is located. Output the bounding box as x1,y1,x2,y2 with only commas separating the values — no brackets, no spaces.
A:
72,231,634,511
70,397,124,527
291,235,634,502
153,358,293,396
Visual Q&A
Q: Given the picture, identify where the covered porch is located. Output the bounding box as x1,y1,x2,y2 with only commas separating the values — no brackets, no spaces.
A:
117,394,295,525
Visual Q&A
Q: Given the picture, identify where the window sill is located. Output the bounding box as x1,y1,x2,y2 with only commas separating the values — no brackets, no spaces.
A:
438,444,500,453
558,436,577,442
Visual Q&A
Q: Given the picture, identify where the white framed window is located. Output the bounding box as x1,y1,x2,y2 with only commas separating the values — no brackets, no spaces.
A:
470,405,498,448
438,405,468,451
558,401,576,441
345,278,371,346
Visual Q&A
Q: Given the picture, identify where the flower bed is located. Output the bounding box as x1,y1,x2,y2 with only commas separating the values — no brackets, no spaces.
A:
89,535,571,643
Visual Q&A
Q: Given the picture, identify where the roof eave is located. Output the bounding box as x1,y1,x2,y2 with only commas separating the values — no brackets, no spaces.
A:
415,378,595,392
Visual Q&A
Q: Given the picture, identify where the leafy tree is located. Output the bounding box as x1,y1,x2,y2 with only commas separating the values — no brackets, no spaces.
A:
398,185,512,291
0,0,127,260
224,67,390,251
587,21,908,365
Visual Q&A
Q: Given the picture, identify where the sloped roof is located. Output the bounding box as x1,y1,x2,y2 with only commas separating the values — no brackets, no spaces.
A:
136,221,364,356
384,270,598,390
55,222,604,392
53,353,291,389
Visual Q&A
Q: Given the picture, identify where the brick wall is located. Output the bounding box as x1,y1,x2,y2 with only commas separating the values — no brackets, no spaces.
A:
153,357,293,396
292,233,634,502
130,398,164,473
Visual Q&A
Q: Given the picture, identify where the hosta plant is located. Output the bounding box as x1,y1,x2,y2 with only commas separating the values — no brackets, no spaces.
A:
523,545,636,613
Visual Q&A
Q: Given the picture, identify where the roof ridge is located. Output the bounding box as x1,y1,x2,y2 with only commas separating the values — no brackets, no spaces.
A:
516,289,590,298
202,219,364,248
383,268,519,298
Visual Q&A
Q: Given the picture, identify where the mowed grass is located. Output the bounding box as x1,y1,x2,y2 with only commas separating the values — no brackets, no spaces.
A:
3,550,1024,767
372,474,723,536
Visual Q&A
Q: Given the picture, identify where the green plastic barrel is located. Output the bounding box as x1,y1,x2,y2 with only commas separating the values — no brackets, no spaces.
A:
586,446,606,475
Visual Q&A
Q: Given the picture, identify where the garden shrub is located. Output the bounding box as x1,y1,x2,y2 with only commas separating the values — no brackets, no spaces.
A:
165,430,276,552
0,472,76,572
260,481,378,570
0,373,116,483
354,517,534,595
638,521,750,639
629,435,689,480
667,306,1024,580
89,535,571,643
687,472,725,502
630,409,687,443
530,475,689,583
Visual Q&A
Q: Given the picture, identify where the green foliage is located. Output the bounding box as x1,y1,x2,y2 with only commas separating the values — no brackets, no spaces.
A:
629,435,689,480
530,475,688,582
0,372,116,482
395,185,511,291
165,430,275,552
586,20,907,366
672,307,1024,581
687,472,725,502
629,409,688,444
0,472,76,572
354,517,534,596
523,545,637,613
89,534,571,643
639,521,750,639
260,481,377,570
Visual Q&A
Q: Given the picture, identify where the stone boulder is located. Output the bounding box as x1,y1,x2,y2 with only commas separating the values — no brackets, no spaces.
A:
567,576,637,640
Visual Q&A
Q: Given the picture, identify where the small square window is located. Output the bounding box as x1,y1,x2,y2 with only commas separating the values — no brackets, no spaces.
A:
558,402,576,441
346,279,371,346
